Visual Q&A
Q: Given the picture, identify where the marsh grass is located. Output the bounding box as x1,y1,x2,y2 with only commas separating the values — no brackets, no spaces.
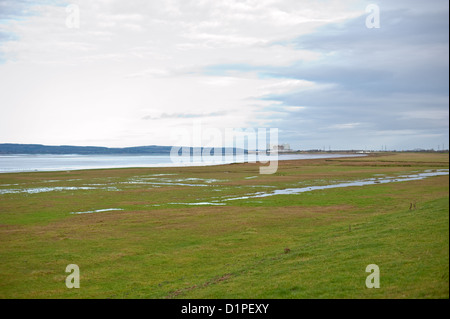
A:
0,152,448,298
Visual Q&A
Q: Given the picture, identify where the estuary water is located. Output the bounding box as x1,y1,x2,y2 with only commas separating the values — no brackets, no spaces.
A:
0,153,364,173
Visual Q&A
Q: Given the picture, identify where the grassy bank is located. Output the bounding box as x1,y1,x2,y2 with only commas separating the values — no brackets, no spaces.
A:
0,152,448,298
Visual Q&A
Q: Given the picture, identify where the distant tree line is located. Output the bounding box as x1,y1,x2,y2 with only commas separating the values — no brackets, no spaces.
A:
0,144,247,155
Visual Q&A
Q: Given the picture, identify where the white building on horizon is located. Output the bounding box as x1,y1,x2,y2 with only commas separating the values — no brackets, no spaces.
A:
267,143,292,152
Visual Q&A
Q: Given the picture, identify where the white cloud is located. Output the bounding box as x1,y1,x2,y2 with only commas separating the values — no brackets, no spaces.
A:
328,123,362,130
259,79,322,95
4,0,443,149
401,109,449,121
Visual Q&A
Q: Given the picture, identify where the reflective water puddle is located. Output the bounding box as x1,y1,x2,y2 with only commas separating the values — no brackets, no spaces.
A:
166,170,449,205
0,186,119,195
219,170,449,202
70,208,124,214
0,186,98,195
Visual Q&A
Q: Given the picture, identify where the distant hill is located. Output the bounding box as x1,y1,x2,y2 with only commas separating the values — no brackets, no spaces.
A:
0,143,246,155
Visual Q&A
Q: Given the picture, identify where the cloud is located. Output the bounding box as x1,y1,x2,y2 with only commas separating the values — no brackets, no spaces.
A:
0,0,43,20
240,1,449,149
327,123,362,130
142,111,227,120
0,0,447,149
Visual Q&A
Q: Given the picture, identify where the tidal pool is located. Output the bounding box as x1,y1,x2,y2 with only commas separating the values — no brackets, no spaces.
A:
219,170,449,202
166,170,449,205
70,208,124,214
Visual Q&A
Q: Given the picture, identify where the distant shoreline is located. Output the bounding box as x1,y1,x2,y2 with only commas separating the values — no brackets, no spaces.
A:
0,153,366,174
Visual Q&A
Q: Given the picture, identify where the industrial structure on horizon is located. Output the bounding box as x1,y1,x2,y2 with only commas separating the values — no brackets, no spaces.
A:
267,144,292,153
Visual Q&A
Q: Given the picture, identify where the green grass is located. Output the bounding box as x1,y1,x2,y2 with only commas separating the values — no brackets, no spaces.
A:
0,152,448,298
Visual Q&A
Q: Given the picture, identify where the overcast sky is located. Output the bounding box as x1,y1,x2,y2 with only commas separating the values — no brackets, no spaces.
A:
0,0,448,150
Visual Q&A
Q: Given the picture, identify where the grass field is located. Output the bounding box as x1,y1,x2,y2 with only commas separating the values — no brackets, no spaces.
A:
0,152,448,299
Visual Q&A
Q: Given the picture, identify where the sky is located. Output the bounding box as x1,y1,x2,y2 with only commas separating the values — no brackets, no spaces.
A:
0,0,448,150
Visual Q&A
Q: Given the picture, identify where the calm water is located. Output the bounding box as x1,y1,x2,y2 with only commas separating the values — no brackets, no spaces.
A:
0,153,364,173
214,170,450,202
